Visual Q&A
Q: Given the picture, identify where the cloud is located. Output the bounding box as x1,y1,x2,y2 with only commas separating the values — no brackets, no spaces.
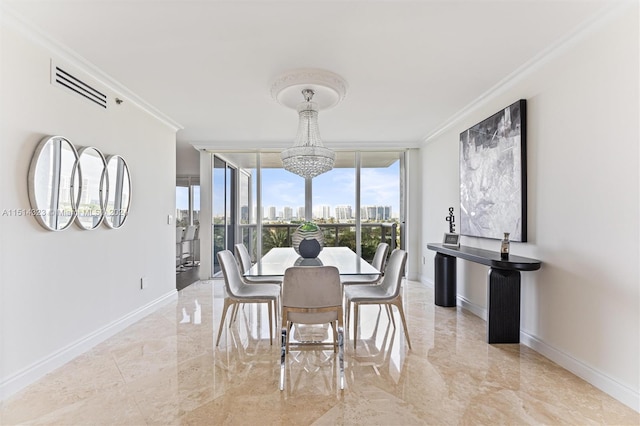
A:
360,168,399,206
262,173,304,208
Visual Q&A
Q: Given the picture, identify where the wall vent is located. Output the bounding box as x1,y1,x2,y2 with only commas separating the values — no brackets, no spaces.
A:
51,61,108,109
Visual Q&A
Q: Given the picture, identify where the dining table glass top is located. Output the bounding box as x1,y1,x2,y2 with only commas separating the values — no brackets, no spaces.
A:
244,247,380,277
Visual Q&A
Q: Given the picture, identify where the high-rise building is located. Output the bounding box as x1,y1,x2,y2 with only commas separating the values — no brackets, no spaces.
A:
313,205,331,220
283,206,293,220
267,206,276,220
361,205,392,220
335,205,353,222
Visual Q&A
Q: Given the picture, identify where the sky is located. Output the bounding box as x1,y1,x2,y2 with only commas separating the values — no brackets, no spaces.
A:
178,161,400,217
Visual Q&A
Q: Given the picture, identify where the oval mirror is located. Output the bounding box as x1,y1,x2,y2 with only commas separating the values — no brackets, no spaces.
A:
27,136,80,231
75,147,107,230
104,155,131,229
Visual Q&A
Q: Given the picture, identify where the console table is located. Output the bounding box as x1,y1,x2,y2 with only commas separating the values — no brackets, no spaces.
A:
427,243,541,344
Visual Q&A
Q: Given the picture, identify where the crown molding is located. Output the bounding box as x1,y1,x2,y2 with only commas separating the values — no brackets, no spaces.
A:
0,3,183,132
421,1,634,145
191,139,419,152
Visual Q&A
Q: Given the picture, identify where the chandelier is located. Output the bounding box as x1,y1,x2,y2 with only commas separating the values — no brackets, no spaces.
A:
271,68,348,180
281,89,335,179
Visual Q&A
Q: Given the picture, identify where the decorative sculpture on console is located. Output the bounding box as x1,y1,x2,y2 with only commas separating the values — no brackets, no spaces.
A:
442,207,460,248
445,207,456,233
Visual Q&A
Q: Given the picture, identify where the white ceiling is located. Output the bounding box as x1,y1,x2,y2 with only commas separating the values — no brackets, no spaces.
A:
4,0,615,152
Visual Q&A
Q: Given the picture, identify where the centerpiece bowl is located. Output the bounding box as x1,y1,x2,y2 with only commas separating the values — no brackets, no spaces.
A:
292,221,324,258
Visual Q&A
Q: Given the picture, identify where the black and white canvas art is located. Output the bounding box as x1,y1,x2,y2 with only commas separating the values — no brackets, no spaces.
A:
459,99,527,242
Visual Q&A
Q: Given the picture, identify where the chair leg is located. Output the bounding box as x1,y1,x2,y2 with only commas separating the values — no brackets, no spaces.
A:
329,321,338,353
386,304,396,327
279,326,287,391
393,298,412,350
345,300,350,339
346,301,352,343
353,303,360,349
267,300,273,345
216,298,233,346
231,303,240,324
337,325,344,390
282,311,291,354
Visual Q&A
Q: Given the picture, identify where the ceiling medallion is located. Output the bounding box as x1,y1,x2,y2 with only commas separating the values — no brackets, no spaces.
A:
273,68,348,179
270,68,348,111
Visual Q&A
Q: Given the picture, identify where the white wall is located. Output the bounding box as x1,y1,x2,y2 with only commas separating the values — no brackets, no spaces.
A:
177,142,200,176
420,4,639,410
0,17,178,398
405,148,422,281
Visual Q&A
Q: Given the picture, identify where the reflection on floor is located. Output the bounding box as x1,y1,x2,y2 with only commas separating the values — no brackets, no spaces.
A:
2,280,638,425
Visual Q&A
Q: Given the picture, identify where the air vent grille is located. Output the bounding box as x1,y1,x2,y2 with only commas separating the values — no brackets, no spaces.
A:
51,63,108,109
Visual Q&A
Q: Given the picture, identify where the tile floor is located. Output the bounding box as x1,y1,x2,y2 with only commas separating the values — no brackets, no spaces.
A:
1,279,638,425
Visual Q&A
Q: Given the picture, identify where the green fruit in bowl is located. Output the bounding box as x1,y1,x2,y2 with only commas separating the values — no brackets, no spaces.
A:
299,222,319,232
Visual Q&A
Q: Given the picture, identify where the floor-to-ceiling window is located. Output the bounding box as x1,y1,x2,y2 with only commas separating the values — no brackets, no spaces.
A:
176,176,201,287
212,156,237,274
236,153,258,262
312,152,357,250
208,150,405,272
360,152,403,257
176,176,200,227
261,152,305,255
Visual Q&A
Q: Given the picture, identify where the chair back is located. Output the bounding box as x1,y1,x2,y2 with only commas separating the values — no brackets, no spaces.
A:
217,249,245,297
371,243,390,273
184,225,197,241
176,226,185,242
378,249,407,297
234,243,252,273
282,266,342,324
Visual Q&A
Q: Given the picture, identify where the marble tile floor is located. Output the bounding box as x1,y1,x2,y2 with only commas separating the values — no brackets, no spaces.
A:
2,279,638,425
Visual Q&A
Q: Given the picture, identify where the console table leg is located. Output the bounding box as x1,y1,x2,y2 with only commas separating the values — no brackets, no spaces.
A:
434,253,457,307
487,268,521,343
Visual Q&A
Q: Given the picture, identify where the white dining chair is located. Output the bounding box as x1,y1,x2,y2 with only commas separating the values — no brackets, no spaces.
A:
234,243,282,285
344,248,411,350
341,242,389,286
216,250,280,346
280,265,344,391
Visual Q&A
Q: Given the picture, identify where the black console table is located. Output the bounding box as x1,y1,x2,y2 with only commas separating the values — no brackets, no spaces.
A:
427,243,541,344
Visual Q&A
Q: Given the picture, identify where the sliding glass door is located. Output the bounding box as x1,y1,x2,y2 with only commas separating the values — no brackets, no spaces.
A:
212,156,237,274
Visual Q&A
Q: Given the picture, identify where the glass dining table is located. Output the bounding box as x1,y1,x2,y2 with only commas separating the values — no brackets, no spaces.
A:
244,247,380,278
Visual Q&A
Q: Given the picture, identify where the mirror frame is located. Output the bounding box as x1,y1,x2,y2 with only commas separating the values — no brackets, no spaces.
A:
27,135,81,231
104,154,132,229
75,146,108,230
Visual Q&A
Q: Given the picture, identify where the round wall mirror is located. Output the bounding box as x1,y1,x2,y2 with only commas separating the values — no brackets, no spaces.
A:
75,147,107,230
104,155,131,229
27,136,81,231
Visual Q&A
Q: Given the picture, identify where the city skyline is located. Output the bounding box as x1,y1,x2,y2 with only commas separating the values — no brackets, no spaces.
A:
178,161,400,217
261,204,395,221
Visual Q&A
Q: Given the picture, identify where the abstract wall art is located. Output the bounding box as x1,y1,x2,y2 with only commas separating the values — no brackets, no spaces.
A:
459,99,527,242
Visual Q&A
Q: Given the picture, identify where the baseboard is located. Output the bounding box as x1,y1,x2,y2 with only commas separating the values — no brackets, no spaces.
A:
520,331,640,413
417,273,433,288
456,295,487,321
421,275,487,320
407,272,423,283
0,289,178,401
419,274,638,412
